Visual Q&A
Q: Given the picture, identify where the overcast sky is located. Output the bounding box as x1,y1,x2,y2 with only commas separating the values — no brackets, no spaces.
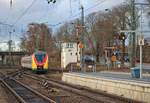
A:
0,0,149,50
0,0,124,39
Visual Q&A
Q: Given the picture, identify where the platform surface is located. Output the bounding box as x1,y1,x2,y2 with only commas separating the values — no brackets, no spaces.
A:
70,71,150,84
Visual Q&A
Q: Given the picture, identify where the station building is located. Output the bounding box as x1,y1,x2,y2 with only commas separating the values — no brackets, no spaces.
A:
61,42,80,69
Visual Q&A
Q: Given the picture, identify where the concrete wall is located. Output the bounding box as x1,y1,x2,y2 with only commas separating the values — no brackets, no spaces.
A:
62,73,150,103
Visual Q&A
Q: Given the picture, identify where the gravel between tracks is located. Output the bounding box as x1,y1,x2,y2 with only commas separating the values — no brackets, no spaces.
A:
0,74,19,103
17,74,101,103
16,72,141,103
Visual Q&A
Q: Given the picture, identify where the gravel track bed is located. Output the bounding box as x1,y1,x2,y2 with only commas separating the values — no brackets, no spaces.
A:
17,74,100,103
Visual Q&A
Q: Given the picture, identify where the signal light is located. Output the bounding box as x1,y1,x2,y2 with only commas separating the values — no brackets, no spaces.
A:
79,42,84,49
119,33,126,40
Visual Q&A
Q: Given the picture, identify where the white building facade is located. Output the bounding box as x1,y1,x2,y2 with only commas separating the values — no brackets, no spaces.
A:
61,42,80,69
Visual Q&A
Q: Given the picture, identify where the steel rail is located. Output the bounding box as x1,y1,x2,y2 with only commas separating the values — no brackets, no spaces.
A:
0,79,26,103
23,73,142,103
14,79,56,103
3,77,56,103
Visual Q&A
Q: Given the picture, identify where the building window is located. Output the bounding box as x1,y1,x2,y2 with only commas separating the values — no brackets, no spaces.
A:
70,43,73,48
66,43,74,48
66,43,70,48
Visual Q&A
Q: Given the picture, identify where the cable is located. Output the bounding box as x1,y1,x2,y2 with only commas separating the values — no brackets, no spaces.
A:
39,0,107,27
85,0,106,11
57,0,108,25
38,0,58,23
71,0,107,18
12,0,37,26
0,22,13,27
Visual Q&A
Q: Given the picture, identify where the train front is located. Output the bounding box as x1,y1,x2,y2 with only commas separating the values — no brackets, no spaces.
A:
32,51,48,73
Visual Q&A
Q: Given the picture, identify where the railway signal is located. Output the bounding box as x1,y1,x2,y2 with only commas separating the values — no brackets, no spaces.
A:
119,32,126,65
79,42,84,49
119,33,126,41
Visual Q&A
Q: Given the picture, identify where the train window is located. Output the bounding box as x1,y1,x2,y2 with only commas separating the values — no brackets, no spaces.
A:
35,54,46,62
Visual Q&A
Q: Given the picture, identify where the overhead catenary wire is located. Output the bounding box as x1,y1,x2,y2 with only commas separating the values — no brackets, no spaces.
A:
85,0,106,11
12,0,37,27
4,0,109,33
57,0,108,25
38,4,58,23
38,0,107,27
8,0,37,40
0,0,37,48
73,0,106,18
0,22,25,40
0,22,13,27
38,0,58,23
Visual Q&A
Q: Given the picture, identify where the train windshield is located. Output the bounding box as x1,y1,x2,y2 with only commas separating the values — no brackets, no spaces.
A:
35,53,46,62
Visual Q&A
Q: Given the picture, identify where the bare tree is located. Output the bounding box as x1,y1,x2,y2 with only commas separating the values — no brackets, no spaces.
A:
53,3,135,63
20,23,55,55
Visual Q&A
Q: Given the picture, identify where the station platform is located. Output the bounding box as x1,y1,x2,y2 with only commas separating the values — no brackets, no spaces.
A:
62,71,150,103
72,71,150,83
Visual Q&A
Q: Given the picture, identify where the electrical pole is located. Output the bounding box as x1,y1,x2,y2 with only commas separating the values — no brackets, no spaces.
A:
81,5,84,27
130,0,136,67
10,0,13,8
8,31,12,66
80,5,85,71
136,3,149,78
76,28,79,62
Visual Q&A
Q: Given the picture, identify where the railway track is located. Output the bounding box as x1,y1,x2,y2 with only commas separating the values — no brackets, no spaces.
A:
16,73,100,103
1,77,56,103
22,73,142,103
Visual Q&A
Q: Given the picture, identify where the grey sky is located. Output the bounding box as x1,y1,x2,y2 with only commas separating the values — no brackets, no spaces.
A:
2,0,150,50
0,0,125,50
0,0,123,39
